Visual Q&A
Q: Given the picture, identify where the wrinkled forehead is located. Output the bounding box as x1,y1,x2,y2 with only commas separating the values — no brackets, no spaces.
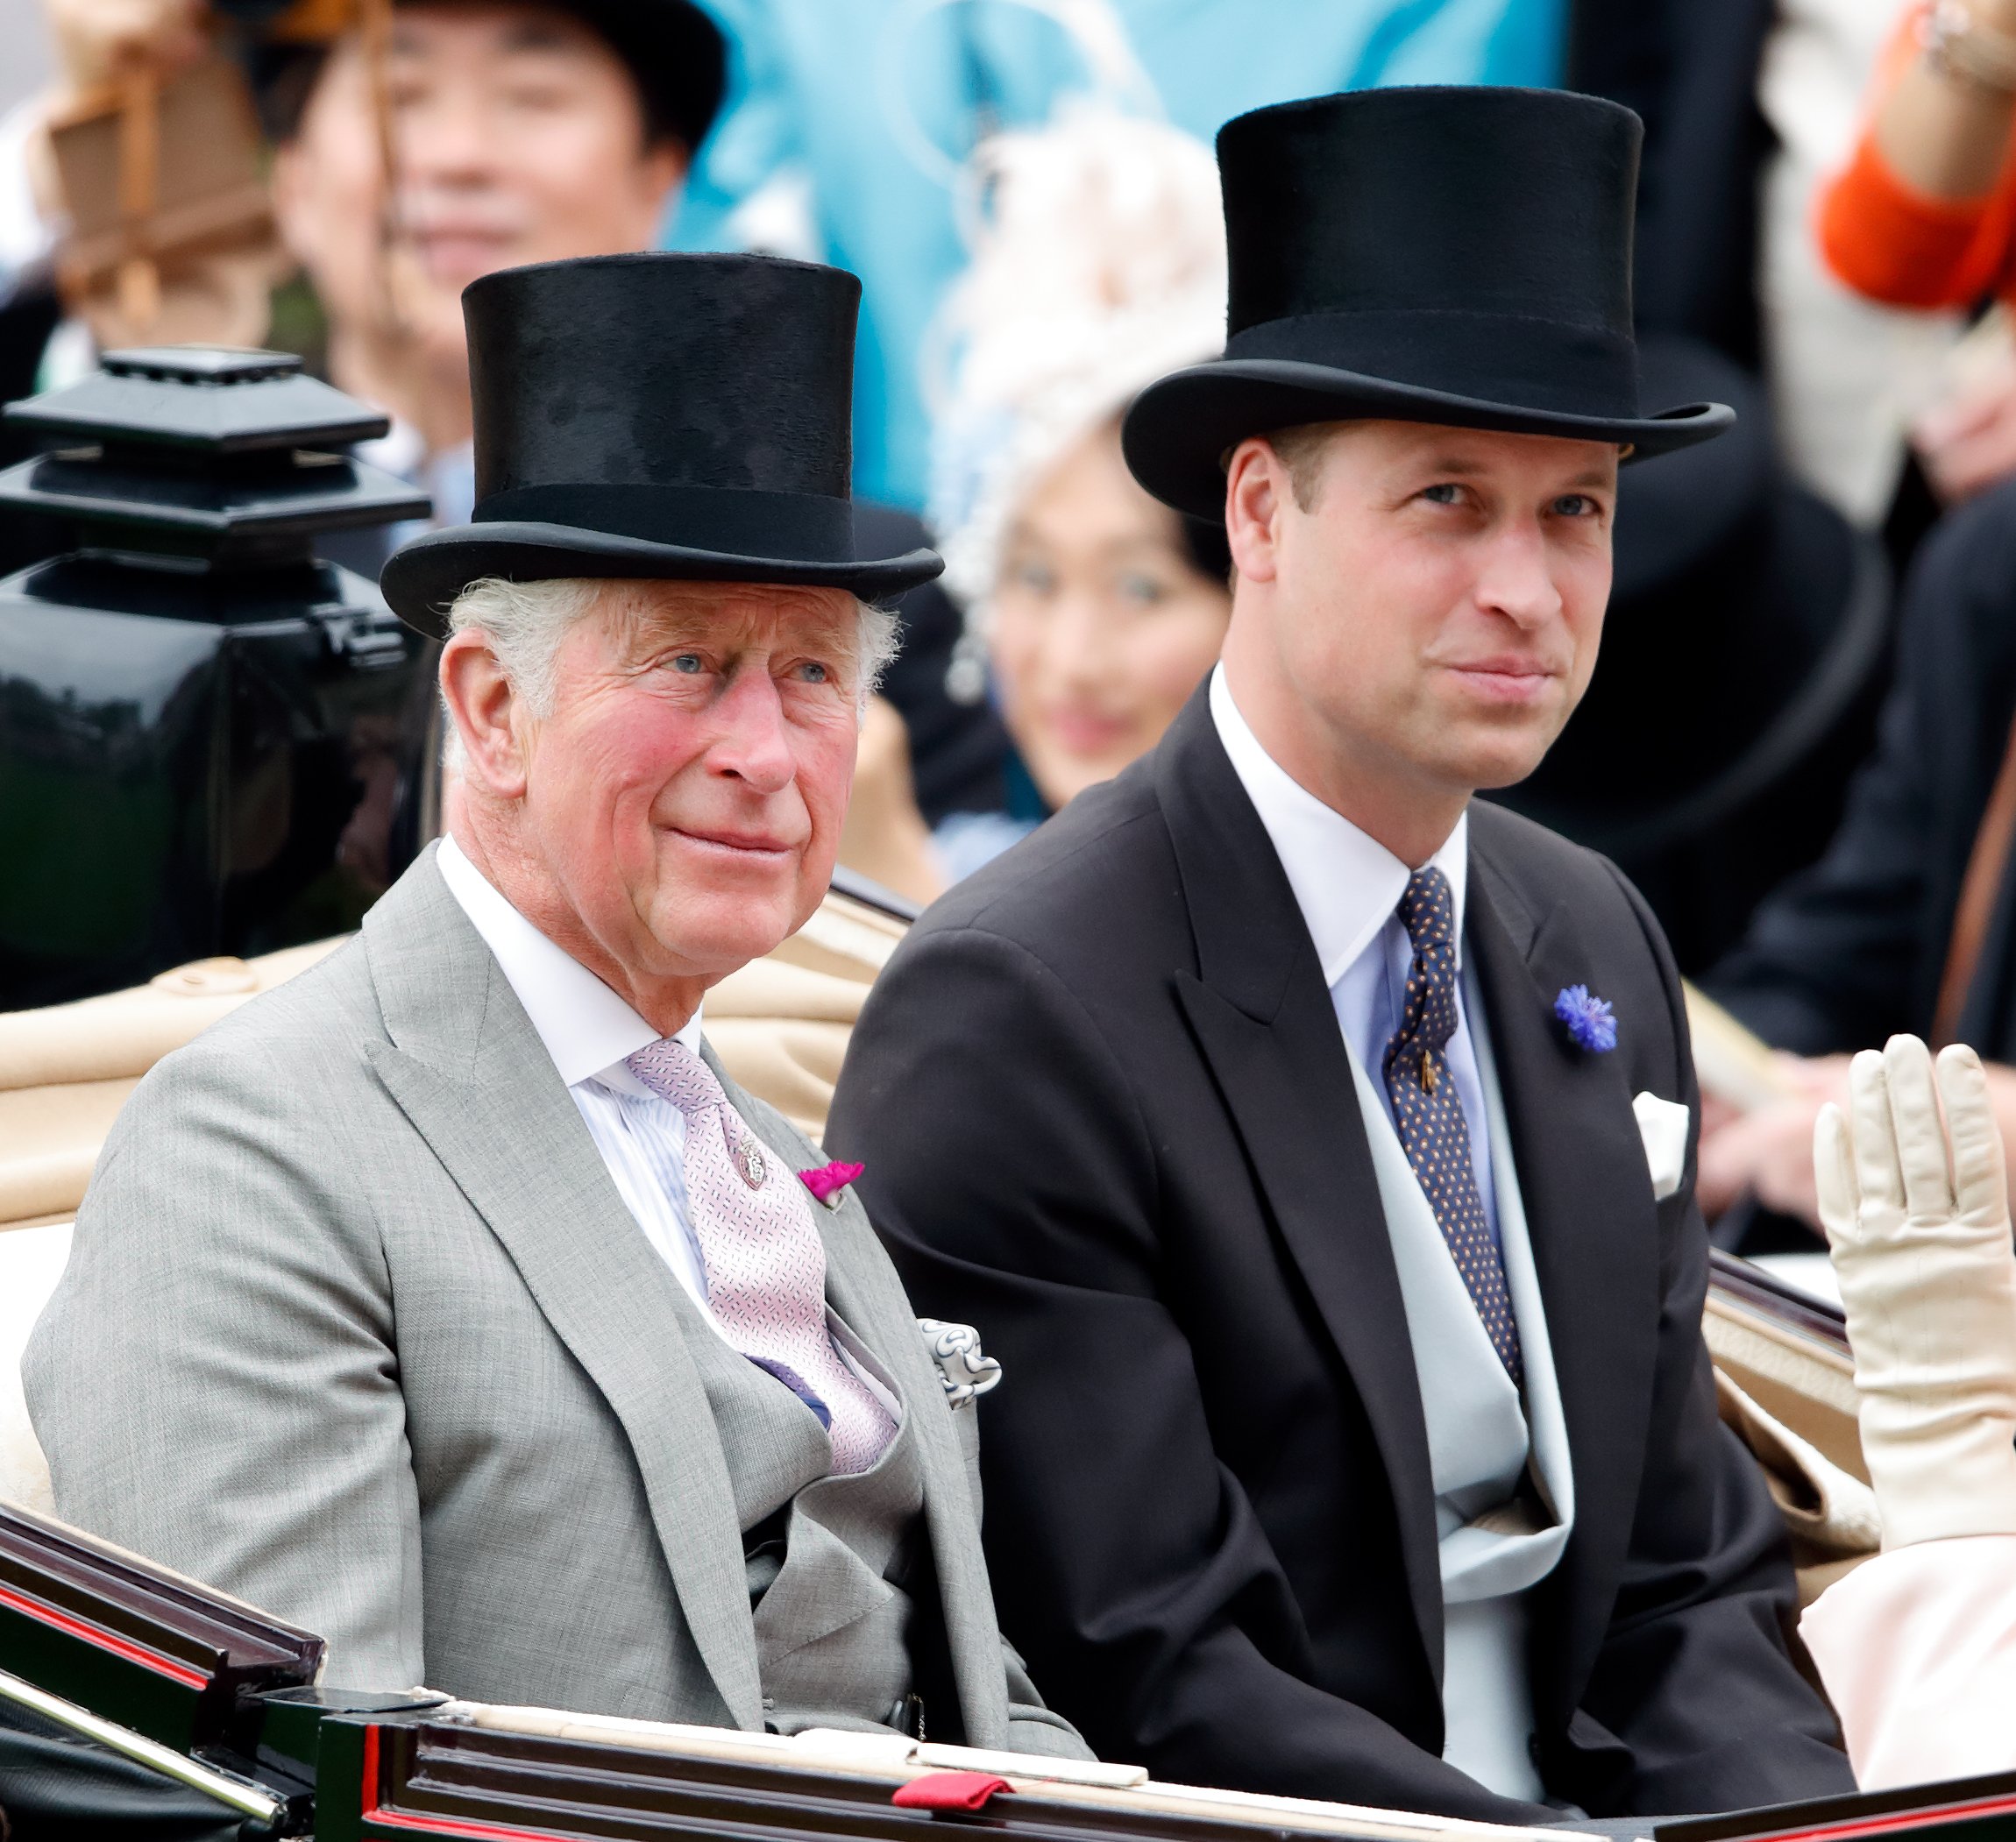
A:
593,577,862,652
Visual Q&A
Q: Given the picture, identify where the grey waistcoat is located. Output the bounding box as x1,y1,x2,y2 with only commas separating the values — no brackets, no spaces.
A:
677,1284,927,1737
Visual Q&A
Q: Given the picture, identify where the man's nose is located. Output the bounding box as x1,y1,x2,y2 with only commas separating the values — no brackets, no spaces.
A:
401,87,498,184
708,666,797,794
1473,521,1565,628
1040,587,1116,690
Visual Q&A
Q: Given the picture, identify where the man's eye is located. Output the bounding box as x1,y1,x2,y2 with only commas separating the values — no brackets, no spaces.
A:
670,654,704,675
799,662,831,684
1552,493,1599,517
507,81,572,112
1006,559,1058,596
1421,483,1462,506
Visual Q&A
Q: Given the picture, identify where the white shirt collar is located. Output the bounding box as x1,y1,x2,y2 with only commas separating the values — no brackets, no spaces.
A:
436,835,700,1090
1208,662,1468,988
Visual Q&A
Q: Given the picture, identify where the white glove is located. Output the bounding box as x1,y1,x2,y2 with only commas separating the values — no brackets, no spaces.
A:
1815,1036,2016,1548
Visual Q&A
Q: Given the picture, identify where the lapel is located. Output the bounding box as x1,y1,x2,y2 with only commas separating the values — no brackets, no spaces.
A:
358,851,765,1729
709,1056,1015,1751
1154,693,1445,1685
1461,831,1661,1718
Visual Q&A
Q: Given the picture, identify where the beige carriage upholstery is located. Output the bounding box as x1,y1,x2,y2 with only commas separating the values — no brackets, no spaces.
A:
1704,1277,1876,1605
0,879,1868,1602
0,942,346,1230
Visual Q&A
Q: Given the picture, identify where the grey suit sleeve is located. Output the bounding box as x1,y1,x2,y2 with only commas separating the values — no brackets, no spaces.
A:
24,1031,423,1690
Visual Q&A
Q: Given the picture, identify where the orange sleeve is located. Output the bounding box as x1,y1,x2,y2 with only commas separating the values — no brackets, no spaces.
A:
1815,6,2016,308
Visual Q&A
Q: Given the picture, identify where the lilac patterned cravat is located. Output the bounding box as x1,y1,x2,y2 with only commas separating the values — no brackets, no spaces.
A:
1381,867,1524,1388
625,1037,896,1473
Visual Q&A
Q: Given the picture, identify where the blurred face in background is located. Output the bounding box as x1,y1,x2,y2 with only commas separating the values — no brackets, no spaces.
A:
990,420,1232,810
271,4,686,387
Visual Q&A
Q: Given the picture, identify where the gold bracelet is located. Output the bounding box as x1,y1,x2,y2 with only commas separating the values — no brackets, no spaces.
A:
1922,0,2016,94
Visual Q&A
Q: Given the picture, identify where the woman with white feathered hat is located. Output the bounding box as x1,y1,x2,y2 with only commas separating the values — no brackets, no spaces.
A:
915,104,1234,885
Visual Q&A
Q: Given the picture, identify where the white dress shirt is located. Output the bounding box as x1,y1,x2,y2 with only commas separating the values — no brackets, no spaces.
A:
436,836,715,1318
1209,665,1499,1241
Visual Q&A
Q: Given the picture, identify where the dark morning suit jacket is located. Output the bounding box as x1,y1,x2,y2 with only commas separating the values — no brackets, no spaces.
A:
827,691,1851,1823
1711,476,2016,1059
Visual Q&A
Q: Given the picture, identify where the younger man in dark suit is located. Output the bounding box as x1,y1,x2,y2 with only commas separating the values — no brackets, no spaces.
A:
828,88,1852,1824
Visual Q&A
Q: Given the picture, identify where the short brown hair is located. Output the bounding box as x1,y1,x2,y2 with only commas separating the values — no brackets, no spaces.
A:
1263,421,1359,511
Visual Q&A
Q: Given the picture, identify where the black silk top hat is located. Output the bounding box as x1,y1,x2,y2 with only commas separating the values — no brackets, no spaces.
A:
380,252,941,637
1122,86,1735,521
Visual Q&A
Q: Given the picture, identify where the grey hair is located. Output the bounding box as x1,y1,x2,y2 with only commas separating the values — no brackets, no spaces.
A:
440,577,900,768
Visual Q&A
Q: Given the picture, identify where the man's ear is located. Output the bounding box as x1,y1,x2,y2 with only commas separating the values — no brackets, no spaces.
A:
645,139,690,206
440,632,530,799
1224,438,1288,584
628,140,690,245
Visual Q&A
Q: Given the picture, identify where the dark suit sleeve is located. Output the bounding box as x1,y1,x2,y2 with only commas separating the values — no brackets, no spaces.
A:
1708,479,2016,1054
1560,867,1852,1814
828,927,1554,1821
1704,647,1938,1053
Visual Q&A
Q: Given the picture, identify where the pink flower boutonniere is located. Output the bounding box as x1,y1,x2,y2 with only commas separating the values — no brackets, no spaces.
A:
798,1159,864,1206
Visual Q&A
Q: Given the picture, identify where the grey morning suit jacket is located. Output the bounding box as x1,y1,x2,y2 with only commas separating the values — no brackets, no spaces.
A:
25,850,1082,1753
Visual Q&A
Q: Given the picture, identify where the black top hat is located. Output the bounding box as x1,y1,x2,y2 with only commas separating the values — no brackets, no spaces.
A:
1122,87,1734,521
380,252,941,636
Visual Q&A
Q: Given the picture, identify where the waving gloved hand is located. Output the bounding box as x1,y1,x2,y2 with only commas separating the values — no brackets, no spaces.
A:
1815,1035,2016,1548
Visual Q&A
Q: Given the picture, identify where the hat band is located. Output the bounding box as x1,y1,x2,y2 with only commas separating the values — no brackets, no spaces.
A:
474,483,856,561
1225,310,1640,420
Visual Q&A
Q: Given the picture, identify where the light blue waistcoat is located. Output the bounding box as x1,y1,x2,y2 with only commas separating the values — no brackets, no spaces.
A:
1340,969,1574,1803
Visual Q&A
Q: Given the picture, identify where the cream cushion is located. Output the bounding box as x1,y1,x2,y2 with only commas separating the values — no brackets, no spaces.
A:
0,1220,72,1512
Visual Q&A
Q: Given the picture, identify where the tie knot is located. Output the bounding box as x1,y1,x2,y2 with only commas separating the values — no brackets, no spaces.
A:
1396,865,1456,953
625,1037,725,1117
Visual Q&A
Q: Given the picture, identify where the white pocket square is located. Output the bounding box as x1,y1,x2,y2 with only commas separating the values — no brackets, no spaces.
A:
918,1318,1002,1409
1632,1091,1691,1201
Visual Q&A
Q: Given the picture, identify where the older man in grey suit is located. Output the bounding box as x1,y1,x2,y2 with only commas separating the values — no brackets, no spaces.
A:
25,251,1085,1755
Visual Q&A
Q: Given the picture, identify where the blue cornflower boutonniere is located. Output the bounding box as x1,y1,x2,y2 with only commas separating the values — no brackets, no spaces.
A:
1553,984,1617,1053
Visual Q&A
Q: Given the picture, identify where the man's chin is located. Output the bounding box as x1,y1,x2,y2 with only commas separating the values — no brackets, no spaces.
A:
647,892,803,981
1435,730,1565,796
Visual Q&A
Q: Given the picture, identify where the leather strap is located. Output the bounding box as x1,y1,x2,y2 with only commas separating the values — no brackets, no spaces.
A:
1934,706,2016,1045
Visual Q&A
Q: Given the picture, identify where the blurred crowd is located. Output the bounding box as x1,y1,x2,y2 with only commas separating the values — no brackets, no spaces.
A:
13,0,2016,1246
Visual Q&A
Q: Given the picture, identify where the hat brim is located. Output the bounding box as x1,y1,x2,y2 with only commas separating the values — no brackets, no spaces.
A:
1121,358,1736,521
380,521,945,639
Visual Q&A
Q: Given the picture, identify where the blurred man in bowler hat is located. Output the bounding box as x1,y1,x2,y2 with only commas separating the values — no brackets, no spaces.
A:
255,0,724,542
829,89,1853,1821
252,0,1005,833
27,251,1087,1759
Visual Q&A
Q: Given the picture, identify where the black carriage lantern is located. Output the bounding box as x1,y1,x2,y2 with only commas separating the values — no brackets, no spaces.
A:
0,346,436,1008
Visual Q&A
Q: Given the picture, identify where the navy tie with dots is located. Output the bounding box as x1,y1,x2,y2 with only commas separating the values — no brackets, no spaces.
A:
1381,866,1525,1389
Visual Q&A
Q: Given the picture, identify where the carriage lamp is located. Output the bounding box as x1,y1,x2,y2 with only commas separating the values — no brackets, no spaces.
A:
0,346,433,1008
